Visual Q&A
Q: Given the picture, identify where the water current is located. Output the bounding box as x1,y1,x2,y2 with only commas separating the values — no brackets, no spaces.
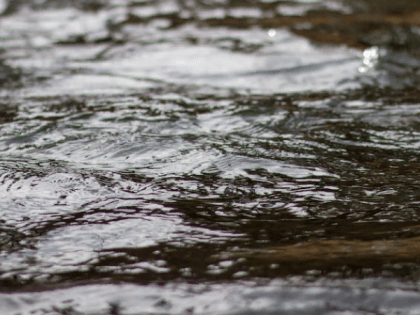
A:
2,0,420,314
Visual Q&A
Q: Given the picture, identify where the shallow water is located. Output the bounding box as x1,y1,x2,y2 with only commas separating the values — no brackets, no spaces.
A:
1,0,420,314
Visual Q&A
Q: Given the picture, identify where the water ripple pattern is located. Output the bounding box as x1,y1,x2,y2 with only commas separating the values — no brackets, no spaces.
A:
1,0,420,314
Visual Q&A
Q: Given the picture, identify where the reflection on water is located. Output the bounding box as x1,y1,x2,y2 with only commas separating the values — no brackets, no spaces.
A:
1,0,420,314
3,279,420,314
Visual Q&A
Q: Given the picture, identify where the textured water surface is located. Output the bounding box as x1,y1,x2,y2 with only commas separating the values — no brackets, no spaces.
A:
1,0,420,314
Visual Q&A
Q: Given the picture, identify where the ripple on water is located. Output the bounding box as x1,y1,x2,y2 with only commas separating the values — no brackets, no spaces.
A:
2,279,420,314
2,0,420,314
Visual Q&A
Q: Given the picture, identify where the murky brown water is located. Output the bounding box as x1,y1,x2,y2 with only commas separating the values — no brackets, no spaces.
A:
1,0,420,314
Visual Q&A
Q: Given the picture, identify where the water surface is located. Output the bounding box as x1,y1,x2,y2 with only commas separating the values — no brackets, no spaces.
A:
1,0,420,314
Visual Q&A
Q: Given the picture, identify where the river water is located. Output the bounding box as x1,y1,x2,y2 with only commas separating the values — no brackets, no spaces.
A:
1,0,420,314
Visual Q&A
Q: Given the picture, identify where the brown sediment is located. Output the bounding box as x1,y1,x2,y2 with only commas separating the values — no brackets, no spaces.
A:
198,10,420,49
218,233,420,271
201,11,420,29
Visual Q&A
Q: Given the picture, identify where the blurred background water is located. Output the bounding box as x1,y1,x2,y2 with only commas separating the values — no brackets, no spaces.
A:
1,0,420,314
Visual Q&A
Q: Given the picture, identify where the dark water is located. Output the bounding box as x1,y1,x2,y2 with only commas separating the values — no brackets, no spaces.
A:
2,0,420,314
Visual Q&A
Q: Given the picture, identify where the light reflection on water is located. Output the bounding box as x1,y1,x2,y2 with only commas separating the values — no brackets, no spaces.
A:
1,0,420,314
3,279,420,315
